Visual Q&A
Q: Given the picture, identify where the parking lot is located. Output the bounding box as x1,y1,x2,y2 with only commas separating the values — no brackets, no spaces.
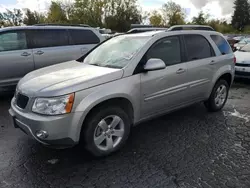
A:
0,80,249,188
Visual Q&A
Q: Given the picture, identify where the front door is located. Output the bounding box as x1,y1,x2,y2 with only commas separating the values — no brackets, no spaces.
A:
0,30,34,87
140,36,189,118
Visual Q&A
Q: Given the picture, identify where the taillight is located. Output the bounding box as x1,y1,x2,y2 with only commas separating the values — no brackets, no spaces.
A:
233,56,236,64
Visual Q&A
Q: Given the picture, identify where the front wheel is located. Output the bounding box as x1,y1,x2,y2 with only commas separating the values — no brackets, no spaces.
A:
204,79,229,112
82,106,131,157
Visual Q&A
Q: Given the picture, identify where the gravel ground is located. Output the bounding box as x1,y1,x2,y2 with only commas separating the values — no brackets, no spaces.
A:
0,80,250,188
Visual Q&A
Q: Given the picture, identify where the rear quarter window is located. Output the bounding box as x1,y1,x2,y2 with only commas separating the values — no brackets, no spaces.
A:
69,29,100,45
210,35,232,55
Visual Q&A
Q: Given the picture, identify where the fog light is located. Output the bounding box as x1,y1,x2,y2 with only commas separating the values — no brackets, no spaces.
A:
36,130,48,139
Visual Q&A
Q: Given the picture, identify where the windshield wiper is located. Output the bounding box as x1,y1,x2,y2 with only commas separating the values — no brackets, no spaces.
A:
88,62,121,69
88,61,103,67
90,63,101,66
103,64,121,69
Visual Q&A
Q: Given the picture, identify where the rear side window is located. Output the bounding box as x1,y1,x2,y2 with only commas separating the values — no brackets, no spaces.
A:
0,31,27,52
29,29,69,48
184,35,214,61
210,35,232,55
69,29,100,45
146,36,181,66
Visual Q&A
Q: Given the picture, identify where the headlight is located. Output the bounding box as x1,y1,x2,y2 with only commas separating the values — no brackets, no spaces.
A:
32,93,75,115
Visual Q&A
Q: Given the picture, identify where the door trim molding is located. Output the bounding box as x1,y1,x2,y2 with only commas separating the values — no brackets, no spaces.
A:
144,83,188,101
189,79,210,88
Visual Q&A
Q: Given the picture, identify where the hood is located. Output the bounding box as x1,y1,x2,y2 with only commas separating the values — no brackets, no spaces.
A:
18,60,123,97
234,51,250,64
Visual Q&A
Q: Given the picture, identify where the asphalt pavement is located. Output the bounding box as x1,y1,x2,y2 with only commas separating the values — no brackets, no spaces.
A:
1,80,250,188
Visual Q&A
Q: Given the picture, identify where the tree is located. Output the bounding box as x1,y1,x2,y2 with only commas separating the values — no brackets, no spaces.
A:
162,1,185,26
232,0,250,31
243,25,250,33
104,0,142,32
61,1,76,23
23,9,47,25
66,0,142,31
207,19,220,31
192,11,208,25
23,9,40,25
34,11,46,24
0,13,4,27
3,9,23,26
47,1,68,23
149,10,163,26
23,9,36,25
73,0,106,27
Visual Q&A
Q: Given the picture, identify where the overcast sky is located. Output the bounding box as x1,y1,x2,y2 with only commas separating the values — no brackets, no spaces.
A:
0,0,234,21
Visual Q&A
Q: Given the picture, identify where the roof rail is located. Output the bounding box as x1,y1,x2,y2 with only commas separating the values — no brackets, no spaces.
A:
168,25,214,31
130,24,154,29
127,27,168,34
33,23,90,27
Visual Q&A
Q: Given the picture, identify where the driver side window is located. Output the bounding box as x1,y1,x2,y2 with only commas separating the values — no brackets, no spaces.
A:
146,36,181,66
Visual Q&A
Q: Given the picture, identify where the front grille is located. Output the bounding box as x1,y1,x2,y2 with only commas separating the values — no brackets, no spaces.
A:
236,63,250,67
235,71,250,76
16,93,29,109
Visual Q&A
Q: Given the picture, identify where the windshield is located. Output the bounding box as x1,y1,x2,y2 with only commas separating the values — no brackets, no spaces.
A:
239,44,250,52
84,35,150,69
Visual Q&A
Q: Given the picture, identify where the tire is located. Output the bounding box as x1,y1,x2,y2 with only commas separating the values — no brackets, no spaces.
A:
204,79,229,112
82,105,131,157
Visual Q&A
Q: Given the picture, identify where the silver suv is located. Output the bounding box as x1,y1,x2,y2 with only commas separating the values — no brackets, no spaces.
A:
9,30,235,157
0,25,104,88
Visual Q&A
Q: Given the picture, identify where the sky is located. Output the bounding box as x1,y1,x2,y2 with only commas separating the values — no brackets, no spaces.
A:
0,0,234,21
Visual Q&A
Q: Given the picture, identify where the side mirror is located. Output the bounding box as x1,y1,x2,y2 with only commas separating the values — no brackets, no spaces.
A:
144,58,166,71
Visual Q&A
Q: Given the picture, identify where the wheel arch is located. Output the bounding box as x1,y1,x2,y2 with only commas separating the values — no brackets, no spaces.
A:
217,73,233,86
83,97,134,125
75,95,136,142
208,71,233,98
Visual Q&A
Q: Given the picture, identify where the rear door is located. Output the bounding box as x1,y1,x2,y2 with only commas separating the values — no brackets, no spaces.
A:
183,34,216,101
29,28,80,70
0,30,34,87
68,29,101,58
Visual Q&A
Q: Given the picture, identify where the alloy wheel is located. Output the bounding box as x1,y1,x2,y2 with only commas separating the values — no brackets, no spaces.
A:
214,84,227,107
93,115,125,151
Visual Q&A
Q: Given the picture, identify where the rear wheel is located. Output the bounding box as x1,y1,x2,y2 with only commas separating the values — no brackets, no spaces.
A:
82,106,131,157
204,79,229,112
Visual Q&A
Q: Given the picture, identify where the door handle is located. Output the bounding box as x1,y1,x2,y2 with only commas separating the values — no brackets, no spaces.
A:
35,50,44,55
21,52,31,57
176,68,186,74
209,60,216,65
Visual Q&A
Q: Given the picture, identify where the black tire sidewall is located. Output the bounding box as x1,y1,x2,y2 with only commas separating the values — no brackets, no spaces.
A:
207,79,229,112
83,106,131,157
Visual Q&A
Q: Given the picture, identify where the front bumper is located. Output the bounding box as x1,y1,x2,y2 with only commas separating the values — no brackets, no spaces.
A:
9,98,83,148
235,66,250,78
